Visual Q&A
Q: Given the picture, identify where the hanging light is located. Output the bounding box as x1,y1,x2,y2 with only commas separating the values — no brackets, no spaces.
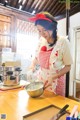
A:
19,5,22,10
32,10,36,15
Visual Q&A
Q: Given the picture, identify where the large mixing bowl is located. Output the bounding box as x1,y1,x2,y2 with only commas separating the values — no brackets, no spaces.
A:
25,81,44,98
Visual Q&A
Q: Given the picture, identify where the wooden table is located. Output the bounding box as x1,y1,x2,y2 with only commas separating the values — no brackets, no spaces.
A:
0,88,80,120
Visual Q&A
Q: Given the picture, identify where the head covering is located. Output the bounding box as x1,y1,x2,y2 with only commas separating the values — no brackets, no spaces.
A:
29,12,58,46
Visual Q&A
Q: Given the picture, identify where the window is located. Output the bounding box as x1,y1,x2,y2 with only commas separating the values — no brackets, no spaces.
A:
17,33,39,60
16,19,39,74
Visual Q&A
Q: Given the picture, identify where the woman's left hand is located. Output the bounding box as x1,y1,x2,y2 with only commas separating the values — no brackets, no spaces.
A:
44,80,52,89
44,73,58,88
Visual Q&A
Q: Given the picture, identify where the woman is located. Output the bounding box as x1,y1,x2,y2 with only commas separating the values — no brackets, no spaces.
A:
28,12,73,96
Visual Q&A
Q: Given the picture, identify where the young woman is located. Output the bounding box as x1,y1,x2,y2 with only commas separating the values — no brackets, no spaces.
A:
28,12,73,96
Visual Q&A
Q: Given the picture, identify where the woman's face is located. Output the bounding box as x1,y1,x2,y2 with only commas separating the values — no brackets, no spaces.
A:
37,24,54,44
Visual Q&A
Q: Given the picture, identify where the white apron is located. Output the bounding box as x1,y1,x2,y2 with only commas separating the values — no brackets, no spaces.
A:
37,40,66,96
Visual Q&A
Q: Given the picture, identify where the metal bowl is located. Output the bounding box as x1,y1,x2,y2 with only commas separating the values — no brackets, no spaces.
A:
25,81,44,98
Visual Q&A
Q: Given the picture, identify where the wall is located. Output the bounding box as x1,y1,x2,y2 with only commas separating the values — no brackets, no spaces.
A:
0,5,31,52
57,12,80,96
57,18,66,36
69,12,80,96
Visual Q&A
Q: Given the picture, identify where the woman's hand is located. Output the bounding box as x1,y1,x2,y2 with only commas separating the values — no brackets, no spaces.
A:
44,73,58,89
44,78,54,89
28,57,38,72
27,70,33,81
44,80,52,89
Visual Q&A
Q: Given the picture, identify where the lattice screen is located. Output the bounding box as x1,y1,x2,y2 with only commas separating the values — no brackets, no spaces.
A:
17,19,38,35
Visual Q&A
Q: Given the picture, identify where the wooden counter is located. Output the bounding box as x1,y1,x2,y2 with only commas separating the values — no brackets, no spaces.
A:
0,88,80,120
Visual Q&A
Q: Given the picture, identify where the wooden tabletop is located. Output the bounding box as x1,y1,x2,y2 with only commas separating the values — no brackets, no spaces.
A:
0,88,80,120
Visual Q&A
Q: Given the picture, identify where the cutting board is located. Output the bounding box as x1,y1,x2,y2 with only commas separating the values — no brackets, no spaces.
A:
0,80,29,91
23,105,69,120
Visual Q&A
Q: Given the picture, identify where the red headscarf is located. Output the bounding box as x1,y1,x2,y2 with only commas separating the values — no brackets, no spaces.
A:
29,13,52,22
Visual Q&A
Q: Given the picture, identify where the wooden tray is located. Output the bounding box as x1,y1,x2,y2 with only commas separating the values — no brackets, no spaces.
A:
23,105,69,120
0,80,29,91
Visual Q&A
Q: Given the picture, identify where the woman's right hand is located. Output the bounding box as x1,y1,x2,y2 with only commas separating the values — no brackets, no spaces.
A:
27,70,33,81
27,69,38,82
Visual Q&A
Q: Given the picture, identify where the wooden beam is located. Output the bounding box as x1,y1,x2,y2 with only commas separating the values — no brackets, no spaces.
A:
28,0,35,11
10,0,18,7
46,0,56,12
70,4,80,16
34,0,42,11
30,0,38,9
42,0,52,11
25,0,35,11
50,1,59,15
66,0,70,97
22,0,28,10
37,0,46,12
54,4,66,16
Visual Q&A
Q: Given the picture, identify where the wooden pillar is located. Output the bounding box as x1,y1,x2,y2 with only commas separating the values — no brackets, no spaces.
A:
66,0,70,97
66,9,70,37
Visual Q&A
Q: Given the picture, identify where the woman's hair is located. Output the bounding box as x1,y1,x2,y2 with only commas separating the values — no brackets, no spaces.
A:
35,12,58,46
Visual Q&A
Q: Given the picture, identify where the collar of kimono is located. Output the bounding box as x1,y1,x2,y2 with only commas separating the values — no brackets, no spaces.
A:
29,13,52,22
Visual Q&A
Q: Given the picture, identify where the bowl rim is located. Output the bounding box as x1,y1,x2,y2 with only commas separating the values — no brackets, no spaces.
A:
25,81,44,91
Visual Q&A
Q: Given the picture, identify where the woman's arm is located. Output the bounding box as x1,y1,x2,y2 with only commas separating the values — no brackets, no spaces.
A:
53,65,71,79
29,57,38,72
44,65,71,88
